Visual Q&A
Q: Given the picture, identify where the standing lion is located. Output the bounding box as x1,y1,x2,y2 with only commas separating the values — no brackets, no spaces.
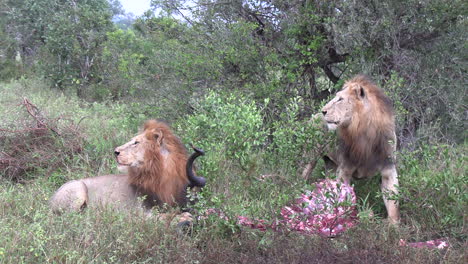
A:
320,75,400,224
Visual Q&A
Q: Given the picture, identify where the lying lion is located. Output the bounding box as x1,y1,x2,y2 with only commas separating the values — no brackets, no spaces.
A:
50,120,206,222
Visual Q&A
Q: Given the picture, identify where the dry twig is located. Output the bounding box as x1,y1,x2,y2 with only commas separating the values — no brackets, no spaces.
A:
0,98,83,181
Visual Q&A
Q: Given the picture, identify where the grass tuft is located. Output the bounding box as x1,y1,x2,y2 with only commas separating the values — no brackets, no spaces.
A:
0,79,466,263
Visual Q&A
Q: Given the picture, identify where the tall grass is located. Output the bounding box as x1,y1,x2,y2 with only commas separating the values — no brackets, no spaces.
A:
1,180,465,263
0,78,159,183
0,79,466,263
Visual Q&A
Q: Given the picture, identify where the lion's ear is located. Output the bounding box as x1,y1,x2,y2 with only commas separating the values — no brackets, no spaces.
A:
149,129,164,145
155,130,164,145
355,85,366,99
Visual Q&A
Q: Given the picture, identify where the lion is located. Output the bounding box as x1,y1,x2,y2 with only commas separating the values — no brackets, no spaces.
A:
320,75,400,224
49,120,206,221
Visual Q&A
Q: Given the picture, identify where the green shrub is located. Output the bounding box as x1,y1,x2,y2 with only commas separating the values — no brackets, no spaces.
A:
178,91,283,219
180,91,267,174
398,144,467,239
266,97,335,178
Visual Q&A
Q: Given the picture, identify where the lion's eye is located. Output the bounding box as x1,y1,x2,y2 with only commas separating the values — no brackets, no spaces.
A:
338,97,344,102
133,141,139,145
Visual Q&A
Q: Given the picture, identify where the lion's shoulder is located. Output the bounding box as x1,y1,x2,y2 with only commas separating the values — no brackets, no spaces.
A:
340,75,396,170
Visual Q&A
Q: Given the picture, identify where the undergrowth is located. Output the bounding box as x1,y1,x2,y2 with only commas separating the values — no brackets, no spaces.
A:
0,79,466,263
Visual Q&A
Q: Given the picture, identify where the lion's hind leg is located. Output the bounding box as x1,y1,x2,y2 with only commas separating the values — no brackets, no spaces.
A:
49,180,88,214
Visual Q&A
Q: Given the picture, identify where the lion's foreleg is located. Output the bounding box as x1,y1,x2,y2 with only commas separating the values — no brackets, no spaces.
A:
381,165,400,224
337,165,353,185
154,211,194,234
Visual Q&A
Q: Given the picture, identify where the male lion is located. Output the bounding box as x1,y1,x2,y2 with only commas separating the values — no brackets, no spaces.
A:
50,120,206,216
321,75,400,224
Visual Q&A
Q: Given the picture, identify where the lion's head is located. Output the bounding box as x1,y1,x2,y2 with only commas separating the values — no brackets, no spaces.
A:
322,75,394,132
321,88,354,131
321,75,396,167
114,120,193,206
114,120,175,170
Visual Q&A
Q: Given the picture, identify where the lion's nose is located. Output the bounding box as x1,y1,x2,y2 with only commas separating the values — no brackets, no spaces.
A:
322,110,327,115
114,151,120,156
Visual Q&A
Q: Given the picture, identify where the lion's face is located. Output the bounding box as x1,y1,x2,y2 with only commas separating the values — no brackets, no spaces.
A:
321,88,357,131
114,133,147,170
321,81,369,131
114,128,164,171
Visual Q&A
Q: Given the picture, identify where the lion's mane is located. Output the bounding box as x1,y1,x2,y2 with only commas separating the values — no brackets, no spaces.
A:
318,75,400,223
128,120,190,206
338,75,396,172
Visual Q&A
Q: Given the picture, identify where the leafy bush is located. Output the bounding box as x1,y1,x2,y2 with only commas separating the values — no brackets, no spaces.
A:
180,91,267,174
266,97,335,177
178,91,274,220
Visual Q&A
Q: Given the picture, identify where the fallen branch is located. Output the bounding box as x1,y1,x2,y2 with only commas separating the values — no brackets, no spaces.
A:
22,97,60,135
0,98,84,181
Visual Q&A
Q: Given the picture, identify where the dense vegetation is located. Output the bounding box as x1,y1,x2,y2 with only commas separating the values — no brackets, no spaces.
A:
0,0,466,263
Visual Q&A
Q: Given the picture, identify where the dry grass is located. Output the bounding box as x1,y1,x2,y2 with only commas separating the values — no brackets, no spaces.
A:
0,98,84,181
0,79,466,263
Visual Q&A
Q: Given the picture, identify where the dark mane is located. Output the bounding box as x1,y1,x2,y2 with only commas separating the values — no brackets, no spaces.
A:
339,75,396,172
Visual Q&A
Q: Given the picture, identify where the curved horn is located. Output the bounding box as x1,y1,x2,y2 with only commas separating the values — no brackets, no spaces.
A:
187,145,206,188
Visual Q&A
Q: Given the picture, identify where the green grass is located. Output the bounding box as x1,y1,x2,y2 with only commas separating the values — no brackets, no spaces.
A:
0,79,466,263
0,180,465,263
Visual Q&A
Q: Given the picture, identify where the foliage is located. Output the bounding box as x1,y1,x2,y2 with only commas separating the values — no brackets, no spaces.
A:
398,145,467,239
0,0,466,261
180,91,267,174
2,0,114,93
0,12,19,81
96,29,145,100
266,97,335,176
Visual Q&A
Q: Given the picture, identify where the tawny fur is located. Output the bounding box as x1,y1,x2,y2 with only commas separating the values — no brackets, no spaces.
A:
50,120,198,214
321,75,400,224
338,75,395,172
128,120,189,206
